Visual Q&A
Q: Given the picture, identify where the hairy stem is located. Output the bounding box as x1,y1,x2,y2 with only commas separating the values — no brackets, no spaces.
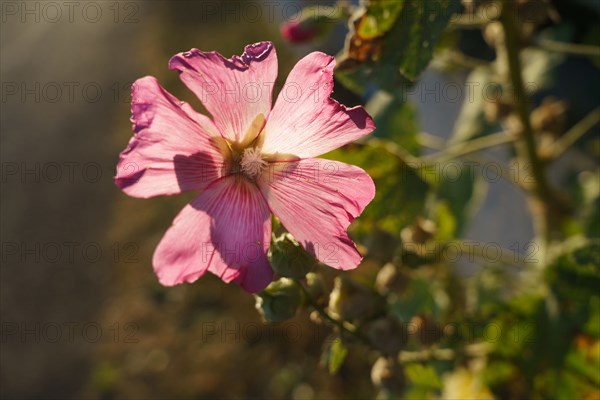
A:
500,0,553,243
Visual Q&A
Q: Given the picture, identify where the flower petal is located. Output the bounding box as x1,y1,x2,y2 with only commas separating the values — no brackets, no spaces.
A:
153,175,273,293
258,158,375,270
115,76,226,198
169,42,278,144
260,52,375,158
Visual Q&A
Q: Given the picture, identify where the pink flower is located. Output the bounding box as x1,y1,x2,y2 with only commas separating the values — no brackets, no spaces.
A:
115,42,375,293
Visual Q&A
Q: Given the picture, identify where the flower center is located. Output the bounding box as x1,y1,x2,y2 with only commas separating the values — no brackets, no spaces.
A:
239,147,267,180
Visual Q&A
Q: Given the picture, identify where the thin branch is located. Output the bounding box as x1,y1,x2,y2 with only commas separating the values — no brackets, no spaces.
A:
437,49,491,69
357,137,421,165
399,342,492,364
419,131,516,164
418,133,524,188
417,132,447,150
537,38,600,58
293,279,373,347
447,240,530,269
552,107,600,158
449,14,493,29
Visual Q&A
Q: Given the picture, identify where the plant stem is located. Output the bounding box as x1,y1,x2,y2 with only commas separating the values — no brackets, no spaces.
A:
500,0,553,242
293,279,373,347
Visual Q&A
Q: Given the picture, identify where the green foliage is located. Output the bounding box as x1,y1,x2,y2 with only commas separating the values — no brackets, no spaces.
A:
336,0,461,93
404,363,442,389
423,160,485,237
390,277,439,322
546,242,600,301
324,337,349,374
326,145,429,236
367,92,420,155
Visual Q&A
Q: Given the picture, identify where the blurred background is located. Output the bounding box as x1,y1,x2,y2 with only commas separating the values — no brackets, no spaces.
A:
1,0,599,399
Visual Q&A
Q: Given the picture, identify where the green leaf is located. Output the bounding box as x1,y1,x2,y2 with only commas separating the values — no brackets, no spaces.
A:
390,278,438,321
386,0,462,81
583,296,600,336
404,363,442,388
546,241,600,301
337,0,461,93
327,338,348,374
356,0,405,39
432,201,456,242
423,160,486,236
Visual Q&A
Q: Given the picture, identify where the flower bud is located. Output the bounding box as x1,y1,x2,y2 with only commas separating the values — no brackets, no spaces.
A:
530,97,567,137
483,21,504,49
281,21,319,44
366,315,408,355
310,310,324,325
269,233,316,279
401,217,436,246
400,217,437,261
328,276,385,321
305,272,326,300
280,6,341,44
371,356,405,394
375,263,407,296
408,314,443,346
255,278,302,323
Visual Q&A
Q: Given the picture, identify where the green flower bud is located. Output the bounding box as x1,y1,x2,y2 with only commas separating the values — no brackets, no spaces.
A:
328,276,385,321
269,233,316,279
305,272,326,300
255,278,302,323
